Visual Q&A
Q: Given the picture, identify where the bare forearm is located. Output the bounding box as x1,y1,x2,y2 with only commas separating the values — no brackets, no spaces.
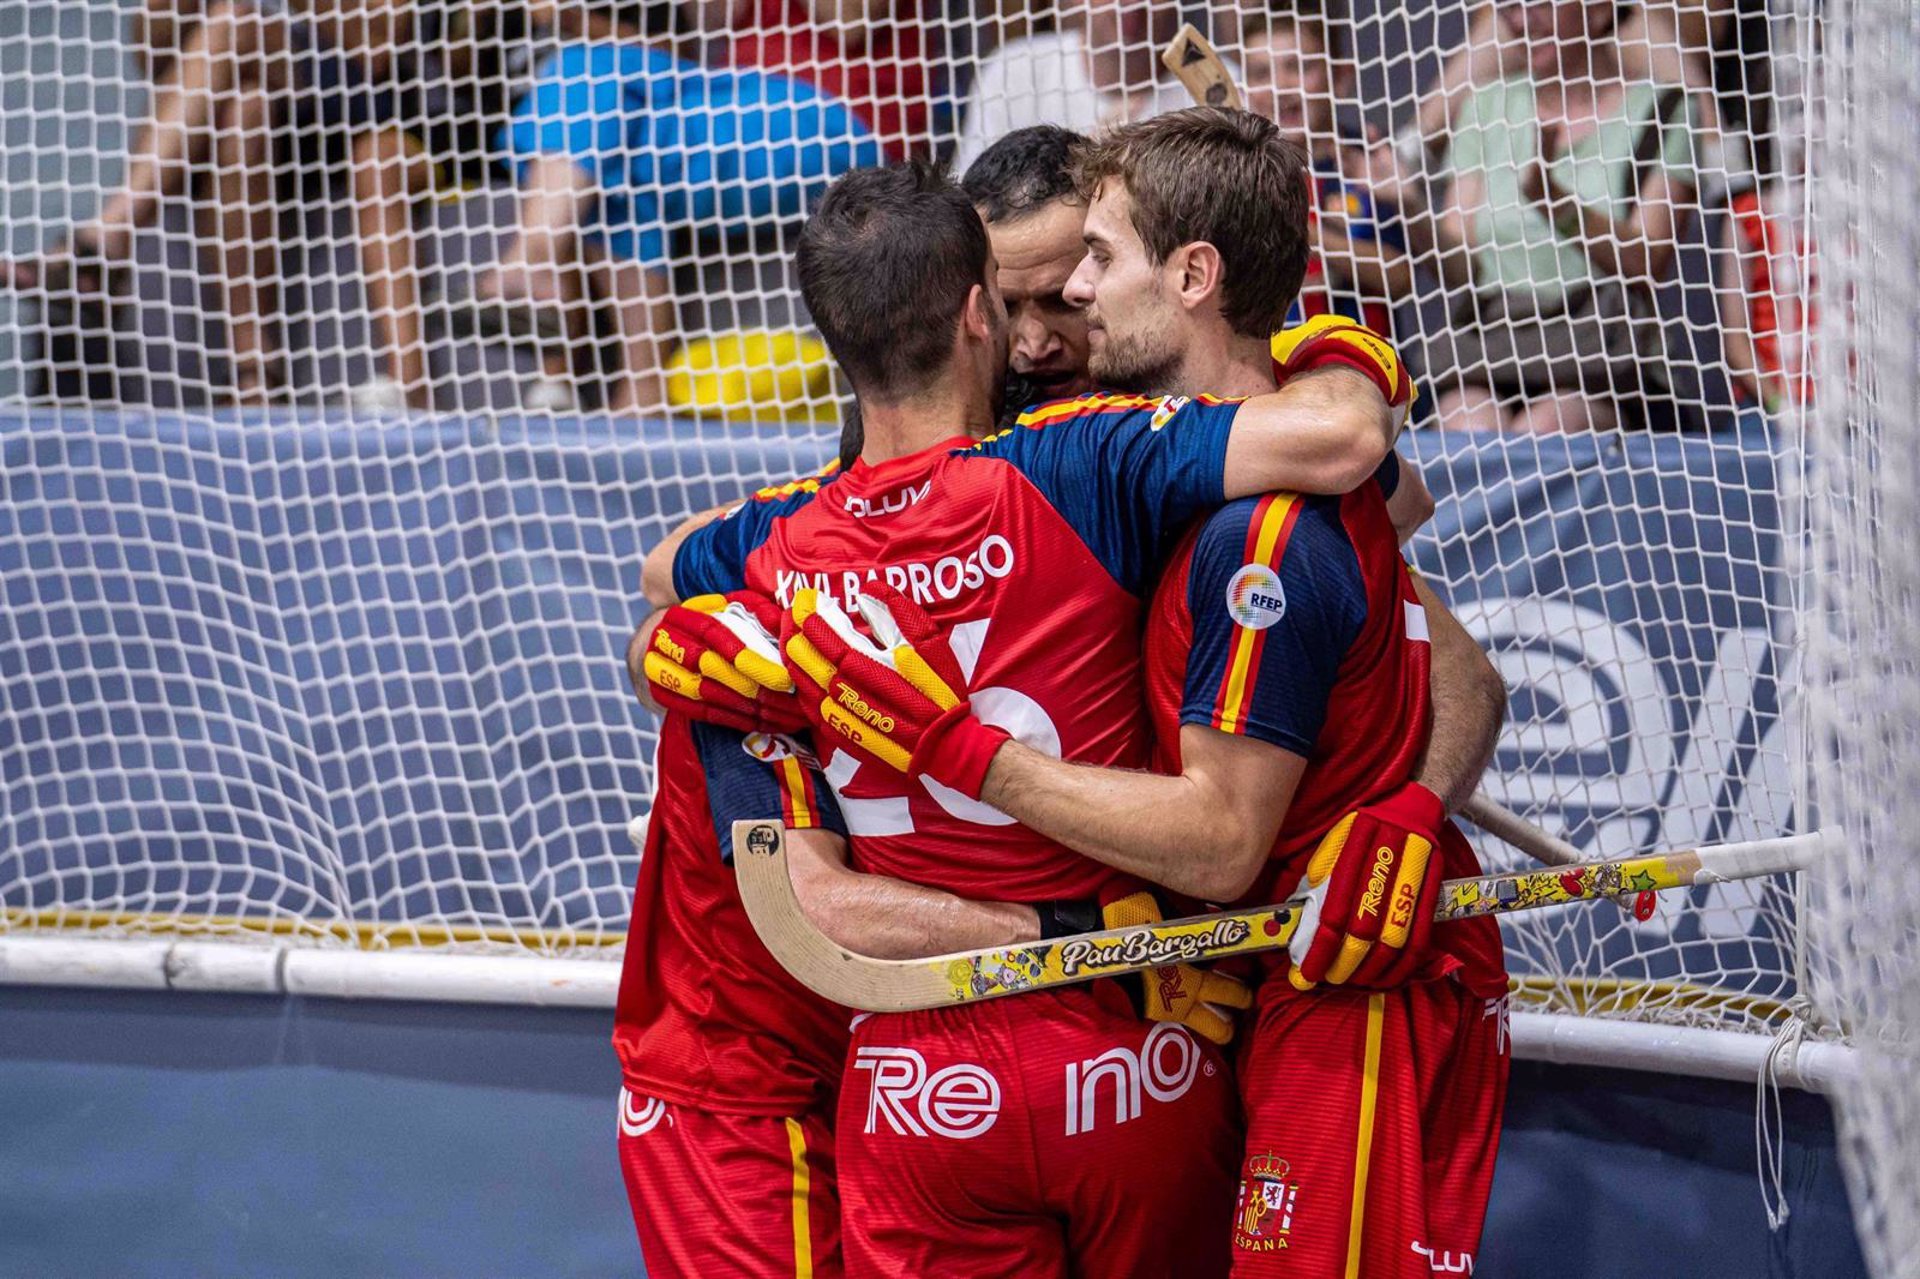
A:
980,743,1268,902
787,831,1039,959
1410,575,1506,811
1228,366,1395,498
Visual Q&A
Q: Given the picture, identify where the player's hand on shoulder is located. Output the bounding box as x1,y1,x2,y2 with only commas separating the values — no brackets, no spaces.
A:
1286,781,1447,992
1270,315,1415,438
630,592,810,735
1101,891,1253,1045
780,583,1010,800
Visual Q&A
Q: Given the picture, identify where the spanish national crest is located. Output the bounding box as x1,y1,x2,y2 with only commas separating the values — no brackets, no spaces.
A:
1234,1151,1299,1254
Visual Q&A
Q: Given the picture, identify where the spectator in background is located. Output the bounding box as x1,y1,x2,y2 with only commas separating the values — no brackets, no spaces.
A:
1407,0,1741,181
950,0,1213,173
350,2,541,410
457,1,884,413
129,0,207,81
3,0,426,404
1718,166,1813,418
1418,0,1702,431
1240,10,1413,336
692,0,934,157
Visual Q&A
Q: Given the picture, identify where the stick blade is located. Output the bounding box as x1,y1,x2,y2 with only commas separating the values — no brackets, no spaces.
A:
730,819,957,1012
1161,23,1245,111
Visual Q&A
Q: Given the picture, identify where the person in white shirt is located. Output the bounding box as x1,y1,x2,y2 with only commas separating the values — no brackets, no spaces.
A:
952,0,1231,171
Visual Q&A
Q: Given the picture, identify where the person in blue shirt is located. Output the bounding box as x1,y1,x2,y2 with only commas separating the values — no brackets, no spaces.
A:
457,3,884,413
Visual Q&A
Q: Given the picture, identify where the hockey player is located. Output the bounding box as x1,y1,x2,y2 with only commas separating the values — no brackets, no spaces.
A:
646,157,1402,1276
784,110,1510,1279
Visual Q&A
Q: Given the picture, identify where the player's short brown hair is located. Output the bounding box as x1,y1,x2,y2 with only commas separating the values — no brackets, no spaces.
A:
1074,107,1311,339
798,160,991,401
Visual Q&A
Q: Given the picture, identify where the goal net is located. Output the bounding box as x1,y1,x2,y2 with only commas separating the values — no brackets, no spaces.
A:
0,0,1872,1161
1797,0,1920,1271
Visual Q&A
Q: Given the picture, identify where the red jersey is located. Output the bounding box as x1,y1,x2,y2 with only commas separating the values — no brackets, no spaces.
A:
672,393,1243,903
726,0,931,158
613,714,850,1115
1143,465,1506,994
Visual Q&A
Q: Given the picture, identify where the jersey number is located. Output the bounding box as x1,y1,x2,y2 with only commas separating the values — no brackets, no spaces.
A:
822,619,1062,836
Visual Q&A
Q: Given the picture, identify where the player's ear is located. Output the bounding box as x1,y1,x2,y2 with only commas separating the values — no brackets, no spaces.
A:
1171,240,1227,316
960,283,994,343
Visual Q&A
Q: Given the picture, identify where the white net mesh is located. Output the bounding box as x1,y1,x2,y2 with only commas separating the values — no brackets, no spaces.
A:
1798,0,1920,1270
0,0,1833,1054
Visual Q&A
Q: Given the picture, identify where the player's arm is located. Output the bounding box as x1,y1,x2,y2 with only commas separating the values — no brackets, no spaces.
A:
784,827,1043,959
1385,455,1434,543
982,729,1302,903
642,502,732,607
694,717,1038,957
1223,364,1394,498
783,497,1359,903
980,494,1361,901
991,320,1413,602
1225,318,1418,498
1409,572,1506,811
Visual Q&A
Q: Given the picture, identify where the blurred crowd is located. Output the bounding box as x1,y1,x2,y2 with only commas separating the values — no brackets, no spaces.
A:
4,0,1810,431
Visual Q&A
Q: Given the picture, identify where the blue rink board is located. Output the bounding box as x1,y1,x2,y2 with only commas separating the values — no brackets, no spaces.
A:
3,411,1794,973
0,988,1867,1278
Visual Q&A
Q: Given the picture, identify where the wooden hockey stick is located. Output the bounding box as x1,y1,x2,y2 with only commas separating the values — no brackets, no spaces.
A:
1161,23,1245,110
1460,793,1585,866
733,819,1829,1013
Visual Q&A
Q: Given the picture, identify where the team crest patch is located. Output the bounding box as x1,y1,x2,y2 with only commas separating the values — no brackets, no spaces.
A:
741,732,793,763
1149,395,1191,431
1225,563,1286,630
1234,1151,1299,1253
741,732,821,770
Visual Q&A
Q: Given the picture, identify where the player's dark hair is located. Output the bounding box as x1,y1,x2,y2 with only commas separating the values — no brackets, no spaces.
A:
1074,107,1311,339
961,126,1090,224
836,398,864,469
798,161,991,402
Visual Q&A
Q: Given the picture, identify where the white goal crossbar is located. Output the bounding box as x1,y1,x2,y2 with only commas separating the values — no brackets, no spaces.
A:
0,934,1855,1095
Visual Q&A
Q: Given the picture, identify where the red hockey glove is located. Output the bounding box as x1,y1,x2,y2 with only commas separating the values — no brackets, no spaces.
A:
1287,782,1446,992
1103,891,1253,1046
782,583,1011,799
1270,315,1416,436
630,592,809,735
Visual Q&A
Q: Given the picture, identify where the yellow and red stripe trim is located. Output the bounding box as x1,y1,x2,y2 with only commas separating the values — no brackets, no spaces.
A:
784,1117,815,1279
1013,393,1160,430
1212,493,1302,733
1343,993,1387,1279
775,756,818,829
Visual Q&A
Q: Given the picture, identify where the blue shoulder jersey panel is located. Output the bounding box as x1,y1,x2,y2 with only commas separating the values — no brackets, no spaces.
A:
692,722,846,862
969,393,1242,596
1373,450,1401,501
1180,493,1369,756
670,470,836,600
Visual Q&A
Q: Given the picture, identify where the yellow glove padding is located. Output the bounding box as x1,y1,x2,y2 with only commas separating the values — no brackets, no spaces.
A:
1269,315,1416,437
1102,891,1253,1046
